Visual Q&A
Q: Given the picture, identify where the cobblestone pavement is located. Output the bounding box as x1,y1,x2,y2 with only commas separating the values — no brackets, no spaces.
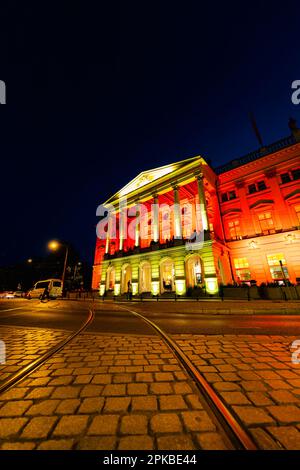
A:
0,331,229,451
0,326,68,383
1,327,300,450
174,334,300,449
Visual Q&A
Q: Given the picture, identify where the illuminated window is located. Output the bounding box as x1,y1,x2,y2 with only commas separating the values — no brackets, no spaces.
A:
294,204,300,225
233,258,251,281
267,253,289,281
258,212,275,235
228,219,242,240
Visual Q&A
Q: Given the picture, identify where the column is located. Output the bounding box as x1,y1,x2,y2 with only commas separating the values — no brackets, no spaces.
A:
264,169,293,230
119,208,126,251
235,180,255,236
152,193,160,242
135,200,140,247
105,216,111,254
173,184,183,239
195,173,209,231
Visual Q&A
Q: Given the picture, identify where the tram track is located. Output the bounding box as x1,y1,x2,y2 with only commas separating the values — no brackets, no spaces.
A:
118,304,258,451
0,301,258,450
0,304,95,396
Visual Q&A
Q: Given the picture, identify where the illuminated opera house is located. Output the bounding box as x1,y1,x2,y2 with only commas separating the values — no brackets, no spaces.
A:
92,123,300,297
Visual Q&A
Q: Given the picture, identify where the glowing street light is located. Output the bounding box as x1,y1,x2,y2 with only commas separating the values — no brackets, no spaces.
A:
48,240,69,293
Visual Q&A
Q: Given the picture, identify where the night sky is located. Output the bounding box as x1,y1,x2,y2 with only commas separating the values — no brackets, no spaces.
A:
1,2,300,267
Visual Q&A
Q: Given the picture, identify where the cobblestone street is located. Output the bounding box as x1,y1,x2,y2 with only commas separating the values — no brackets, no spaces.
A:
1,322,300,450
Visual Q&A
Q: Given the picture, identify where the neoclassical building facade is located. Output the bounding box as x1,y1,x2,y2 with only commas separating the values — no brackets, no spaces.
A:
92,127,300,296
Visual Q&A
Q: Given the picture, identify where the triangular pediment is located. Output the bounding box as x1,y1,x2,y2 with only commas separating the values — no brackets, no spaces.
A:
104,155,203,204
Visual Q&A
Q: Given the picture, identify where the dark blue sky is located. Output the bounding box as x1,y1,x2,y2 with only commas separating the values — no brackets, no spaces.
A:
1,1,300,266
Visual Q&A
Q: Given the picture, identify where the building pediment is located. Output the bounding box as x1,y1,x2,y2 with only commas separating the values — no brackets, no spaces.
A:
103,155,204,205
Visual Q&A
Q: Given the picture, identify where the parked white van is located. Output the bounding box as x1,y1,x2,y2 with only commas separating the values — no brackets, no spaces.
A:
27,279,63,300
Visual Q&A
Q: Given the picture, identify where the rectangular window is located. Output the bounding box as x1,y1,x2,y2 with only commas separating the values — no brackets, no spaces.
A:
257,180,266,191
221,193,228,202
258,212,275,235
228,220,242,240
248,184,256,194
228,190,236,200
233,258,251,281
267,253,289,281
292,168,300,180
281,173,291,184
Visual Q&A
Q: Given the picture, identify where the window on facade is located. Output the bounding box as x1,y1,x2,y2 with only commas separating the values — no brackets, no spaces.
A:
221,190,236,202
248,184,256,194
257,180,267,191
267,253,289,282
258,212,275,235
292,168,300,180
248,180,267,194
281,173,291,184
228,220,242,240
233,258,251,281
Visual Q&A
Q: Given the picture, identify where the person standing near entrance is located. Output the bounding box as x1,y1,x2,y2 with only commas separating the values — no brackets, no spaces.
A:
127,280,132,301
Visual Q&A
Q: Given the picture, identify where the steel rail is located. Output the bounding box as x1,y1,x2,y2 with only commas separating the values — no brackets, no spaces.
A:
120,305,258,451
0,305,95,396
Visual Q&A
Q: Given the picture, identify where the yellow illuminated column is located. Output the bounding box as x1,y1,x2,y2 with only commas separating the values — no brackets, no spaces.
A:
105,216,111,254
173,185,182,239
119,208,126,251
152,193,159,242
196,173,209,231
135,200,140,247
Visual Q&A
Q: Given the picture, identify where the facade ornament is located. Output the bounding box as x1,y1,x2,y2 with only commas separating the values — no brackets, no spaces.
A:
248,240,258,249
285,233,295,244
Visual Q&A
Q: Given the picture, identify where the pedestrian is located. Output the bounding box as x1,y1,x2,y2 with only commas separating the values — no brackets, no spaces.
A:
127,280,132,301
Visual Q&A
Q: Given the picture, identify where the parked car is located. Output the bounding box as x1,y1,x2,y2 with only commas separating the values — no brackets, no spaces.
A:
0,291,15,299
13,291,26,298
26,279,63,300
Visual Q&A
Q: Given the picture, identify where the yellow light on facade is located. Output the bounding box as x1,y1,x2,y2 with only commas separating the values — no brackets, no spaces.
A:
100,285,105,296
151,281,159,296
175,279,186,296
205,278,218,294
132,282,138,296
114,283,121,296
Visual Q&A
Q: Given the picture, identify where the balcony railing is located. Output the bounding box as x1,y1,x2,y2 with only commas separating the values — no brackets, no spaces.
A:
215,135,296,175
225,226,299,243
104,231,212,260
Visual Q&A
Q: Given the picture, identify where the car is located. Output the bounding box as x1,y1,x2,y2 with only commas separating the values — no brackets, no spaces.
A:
27,279,63,300
0,291,15,299
13,291,25,298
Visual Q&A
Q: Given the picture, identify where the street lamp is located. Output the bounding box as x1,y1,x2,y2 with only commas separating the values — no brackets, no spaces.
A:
48,240,69,292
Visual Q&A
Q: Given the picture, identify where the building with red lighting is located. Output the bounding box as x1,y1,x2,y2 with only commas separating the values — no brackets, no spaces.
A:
92,125,300,296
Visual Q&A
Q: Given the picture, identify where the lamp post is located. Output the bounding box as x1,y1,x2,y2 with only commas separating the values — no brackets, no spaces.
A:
48,241,69,293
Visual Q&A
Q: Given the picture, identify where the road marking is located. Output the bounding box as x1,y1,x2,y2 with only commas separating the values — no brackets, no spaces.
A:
0,307,25,313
